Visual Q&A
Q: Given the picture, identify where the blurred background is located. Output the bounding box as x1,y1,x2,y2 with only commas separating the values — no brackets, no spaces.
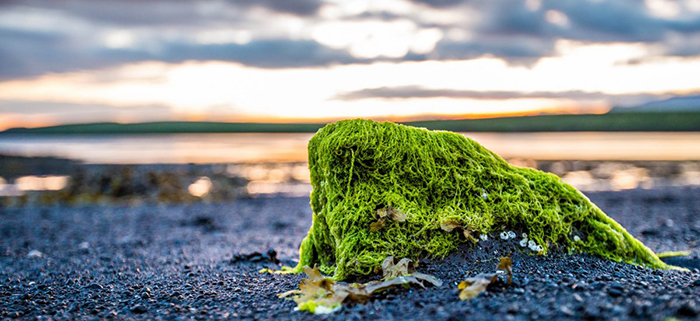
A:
1,0,700,205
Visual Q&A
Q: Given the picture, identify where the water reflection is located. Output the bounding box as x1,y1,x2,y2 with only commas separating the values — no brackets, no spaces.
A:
1,132,700,164
5,160,698,202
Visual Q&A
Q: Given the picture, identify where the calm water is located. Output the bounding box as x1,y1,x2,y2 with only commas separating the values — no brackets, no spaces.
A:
0,132,699,164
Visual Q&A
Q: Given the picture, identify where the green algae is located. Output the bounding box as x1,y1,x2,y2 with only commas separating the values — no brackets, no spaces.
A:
295,119,675,280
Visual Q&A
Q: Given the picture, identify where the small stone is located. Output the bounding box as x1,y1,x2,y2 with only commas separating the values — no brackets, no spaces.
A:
608,288,623,297
86,283,103,290
130,305,147,314
583,305,601,319
559,306,575,317
678,301,699,317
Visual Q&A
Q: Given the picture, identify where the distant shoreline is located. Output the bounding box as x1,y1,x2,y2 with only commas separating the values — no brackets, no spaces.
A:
2,111,700,134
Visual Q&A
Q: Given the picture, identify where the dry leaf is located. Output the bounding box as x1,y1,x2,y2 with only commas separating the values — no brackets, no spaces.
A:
440,220,460,232
457,255,513,300
458,273,497,300
440,220,479,243
281,260,442,314
377,207,406,222
497,256,512,285
382,256,413,279
370,207,406,232
369,218,387,232
463,230,479,243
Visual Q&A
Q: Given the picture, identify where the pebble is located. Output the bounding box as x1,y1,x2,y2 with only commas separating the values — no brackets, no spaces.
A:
559,306,575,317
130,304,147,314
85,283,103,290
678,301,699,317
26,250,44,258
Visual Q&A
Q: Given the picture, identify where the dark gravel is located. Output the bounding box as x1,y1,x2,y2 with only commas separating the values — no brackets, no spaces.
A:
1,187,699,320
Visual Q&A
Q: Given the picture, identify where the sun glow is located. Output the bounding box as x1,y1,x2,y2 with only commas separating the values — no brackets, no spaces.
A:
0,40,699,130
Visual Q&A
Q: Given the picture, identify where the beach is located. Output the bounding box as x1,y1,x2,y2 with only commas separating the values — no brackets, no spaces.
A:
1,187,699,320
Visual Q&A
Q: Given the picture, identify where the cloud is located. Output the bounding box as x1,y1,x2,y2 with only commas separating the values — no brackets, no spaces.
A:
0,32,365,79
157,39,364,68
409,0,467,8
0,99,174,116
234,0,322,16
0,100,177,127
334,85,663,104
1,0,700,81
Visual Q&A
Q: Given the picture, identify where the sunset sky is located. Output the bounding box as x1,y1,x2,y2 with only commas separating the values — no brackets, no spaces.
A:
1,0,700,130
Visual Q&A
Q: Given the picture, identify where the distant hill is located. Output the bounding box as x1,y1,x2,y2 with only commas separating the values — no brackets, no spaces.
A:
2,112,700,134
611,95,700,113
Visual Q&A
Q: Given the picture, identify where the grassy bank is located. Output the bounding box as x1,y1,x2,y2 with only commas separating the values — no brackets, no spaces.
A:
2,112,700,134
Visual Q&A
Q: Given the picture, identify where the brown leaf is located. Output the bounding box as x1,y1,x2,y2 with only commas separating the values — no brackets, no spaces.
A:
377,207,406,222
440,220,461,232
382,256,414,280
457,255,514,300
440,220,479,243
369,217,387,232
458,273,497,300
497,256,513,285
412,272,443,287
386,207,406,222
280,261,442,314
302,265,325,282
463,230,479,243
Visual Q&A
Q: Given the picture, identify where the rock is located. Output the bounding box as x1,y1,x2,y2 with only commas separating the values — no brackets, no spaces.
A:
297,119,672,280
130,304,147,314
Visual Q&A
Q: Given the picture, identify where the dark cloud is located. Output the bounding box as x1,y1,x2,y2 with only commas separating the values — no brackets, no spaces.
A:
409,0,467,8
432,37,554,65
334,85,661,104
234,0,322,16
546,0,667,42
157,39,363,68
0,32,365,79
1,0,700,81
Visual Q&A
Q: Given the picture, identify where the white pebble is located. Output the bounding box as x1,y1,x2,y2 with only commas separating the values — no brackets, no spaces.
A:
27,250,44,258
519,239,528,247
528,240,539,251
574,235,581,242
480,234,488,241
522,233,527,238
500,232,509,240
507,231,516,239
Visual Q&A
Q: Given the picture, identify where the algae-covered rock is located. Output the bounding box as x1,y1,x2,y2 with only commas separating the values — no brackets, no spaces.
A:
297,119,671,280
